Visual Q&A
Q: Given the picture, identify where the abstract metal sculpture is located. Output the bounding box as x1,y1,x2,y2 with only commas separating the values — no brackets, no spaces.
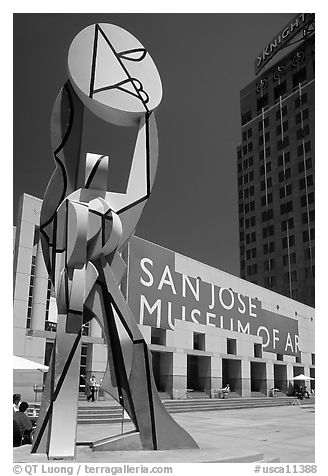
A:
31,23,198,459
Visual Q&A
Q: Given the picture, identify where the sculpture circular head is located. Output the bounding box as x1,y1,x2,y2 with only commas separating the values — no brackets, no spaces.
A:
68,23,162,126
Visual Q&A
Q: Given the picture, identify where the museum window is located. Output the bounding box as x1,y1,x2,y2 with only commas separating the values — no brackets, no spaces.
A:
295,108,309,124
227,338,237,355
276,354,284,361
261,193,273,207
304,141,311,153
259,131,270,146
246,248,256,261
304,247,315,261
305,265,315,279
264,276,275,287
298,157,313,173
260,177,272,191
291,270,297,282
44,341,54,367
311,354,315,365
276,105,288,120
263,241,275,254
247,264,257,275
254,343,262,358
281,217,294,232
278,168,291,182
295,356,302,364
264,258,275,271
193,332,205,351
257,94,268,113
26,255,36,329
296,124,310,140
258,117,269,131
262,225,274,238
260,162,271,175
242,110,252,125
274,81,287,101
151,327,166,346
292,67,307,89
280,201,293,214
280,184,292,199
277,151,290,167
299,175,314,190
302,210,315,224
303,228,315,243
237,151,242,161
282,252,296,266
282,235,295,249
262,209,273,222
300,193,312,207
276,121,288,135
295,93,307,108
277,136,289,151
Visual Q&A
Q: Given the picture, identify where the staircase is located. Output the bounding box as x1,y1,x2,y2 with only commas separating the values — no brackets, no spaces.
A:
28,396,314,424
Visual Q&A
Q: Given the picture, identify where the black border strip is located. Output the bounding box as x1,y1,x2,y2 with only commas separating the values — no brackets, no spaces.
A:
117,48,147,62
142,341,157,449
85,155,106,188
89,24,99,99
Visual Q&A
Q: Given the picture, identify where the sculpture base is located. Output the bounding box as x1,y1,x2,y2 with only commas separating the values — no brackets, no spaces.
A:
15,444,271,463
92,431,142,451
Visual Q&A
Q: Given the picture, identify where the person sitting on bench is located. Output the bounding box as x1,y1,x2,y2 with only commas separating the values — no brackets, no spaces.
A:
222,384,230,398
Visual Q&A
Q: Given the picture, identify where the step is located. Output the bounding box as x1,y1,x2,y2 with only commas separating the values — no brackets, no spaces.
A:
28,396,315,424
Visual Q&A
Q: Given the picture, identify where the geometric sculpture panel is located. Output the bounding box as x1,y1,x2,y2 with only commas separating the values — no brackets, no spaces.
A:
31,23,198,459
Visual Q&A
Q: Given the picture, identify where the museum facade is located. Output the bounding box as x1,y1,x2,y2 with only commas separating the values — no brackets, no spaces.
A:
14,193,315,401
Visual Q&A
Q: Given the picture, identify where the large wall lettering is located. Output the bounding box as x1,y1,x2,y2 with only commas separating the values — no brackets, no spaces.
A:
128,236,300,356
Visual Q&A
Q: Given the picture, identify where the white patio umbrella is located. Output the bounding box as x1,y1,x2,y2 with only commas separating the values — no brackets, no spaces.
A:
291,374,314,381
13,355,49,372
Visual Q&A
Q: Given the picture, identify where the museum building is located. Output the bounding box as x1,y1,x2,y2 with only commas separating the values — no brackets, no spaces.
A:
14,193,315,402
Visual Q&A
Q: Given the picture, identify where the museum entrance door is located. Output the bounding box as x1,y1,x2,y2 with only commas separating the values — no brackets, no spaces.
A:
151,350,173,395
250,361,267,395
187,355,211,395
222,358,242,395
274,363,287,393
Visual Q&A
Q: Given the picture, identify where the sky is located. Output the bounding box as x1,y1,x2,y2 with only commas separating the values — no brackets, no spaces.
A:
13,12,296,277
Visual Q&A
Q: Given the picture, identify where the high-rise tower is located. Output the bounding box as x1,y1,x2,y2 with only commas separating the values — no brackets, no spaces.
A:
237,13,315,306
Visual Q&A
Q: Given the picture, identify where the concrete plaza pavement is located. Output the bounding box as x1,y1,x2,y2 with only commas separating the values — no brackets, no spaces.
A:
14,404,315,463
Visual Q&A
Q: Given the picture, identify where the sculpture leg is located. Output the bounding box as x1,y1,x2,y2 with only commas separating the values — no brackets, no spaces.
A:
91,257,198,450
32,269,84,458
31,316,82,458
